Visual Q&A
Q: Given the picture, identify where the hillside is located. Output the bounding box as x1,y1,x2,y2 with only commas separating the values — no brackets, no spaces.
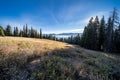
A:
0,37,120,80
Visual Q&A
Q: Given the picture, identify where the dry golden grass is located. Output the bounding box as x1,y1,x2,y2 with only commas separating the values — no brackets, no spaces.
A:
0,36,73,55
0,36,120,80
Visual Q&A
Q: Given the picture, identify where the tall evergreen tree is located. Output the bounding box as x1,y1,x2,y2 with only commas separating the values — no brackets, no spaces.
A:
28,29,31,37
92,16,100,50
104,17,112,52
74,34,81,45
80,16,100,50
16,27,19,36
23,25,26,37
14,27,16,36
84,17,94,49
114,24,120,52
40,28,42,39
6,25,12,36
25,24,28,37
31,27,34,38
13,27,19,36
98,16,105,51
19,30,23,37
0,26,5,36
105,8,119,52
80,26,87,47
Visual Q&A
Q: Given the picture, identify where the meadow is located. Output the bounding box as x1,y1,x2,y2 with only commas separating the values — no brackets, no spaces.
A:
0,37,120,80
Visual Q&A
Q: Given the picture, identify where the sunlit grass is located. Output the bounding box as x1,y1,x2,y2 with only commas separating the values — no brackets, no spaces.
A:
0,36,120,80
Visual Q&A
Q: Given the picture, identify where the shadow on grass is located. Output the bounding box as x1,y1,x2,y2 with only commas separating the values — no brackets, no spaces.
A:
0,45,120,80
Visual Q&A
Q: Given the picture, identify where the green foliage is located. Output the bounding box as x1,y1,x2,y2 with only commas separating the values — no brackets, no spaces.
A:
80,16,100,50
6,25,12,36
0,27,5,36
0,24,43,38
32,57,79,80
43,34,56,40
40,28,42,39
0,52,28,80
80,8,120,53
19,30,23,37
98,16,105,51
114,25,120,52
58,33,81,44
14,27,19,36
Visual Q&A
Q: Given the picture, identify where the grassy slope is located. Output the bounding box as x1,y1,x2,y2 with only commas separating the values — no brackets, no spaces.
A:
0,37,120,80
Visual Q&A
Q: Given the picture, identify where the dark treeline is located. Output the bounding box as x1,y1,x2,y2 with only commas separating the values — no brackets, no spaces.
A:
0,8,120,53
0,24,42,38
58,8,120,53
80,8,120,53
57,34,81,45
0,24,58,40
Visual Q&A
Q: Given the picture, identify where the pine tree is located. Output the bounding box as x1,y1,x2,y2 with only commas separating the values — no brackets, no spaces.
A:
14,27,16,36
105,17,115,52
105,8,119,52
28,29,31,37
92,16,99,50
23,25,26,37
74,34,81,45
79,8,120,53
98,16,105,51
0,26,5,36
25,24,28,37
85,17,94,49
31,27,34,38
19,30,23,37
80,18,93,49
80,16,100,50
34,30,37,38
114,24,120,52
80,26,87,47
16,27,19,36
13,27,19,36
40,28,42,39
6,25,12,36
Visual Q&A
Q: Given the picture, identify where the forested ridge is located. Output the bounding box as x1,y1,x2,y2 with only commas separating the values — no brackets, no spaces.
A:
80,8,120,53
58,8,120,53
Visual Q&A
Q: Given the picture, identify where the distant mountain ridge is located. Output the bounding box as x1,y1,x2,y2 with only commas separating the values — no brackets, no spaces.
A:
43,33,82,38
57,33,81,35
43,33,82,35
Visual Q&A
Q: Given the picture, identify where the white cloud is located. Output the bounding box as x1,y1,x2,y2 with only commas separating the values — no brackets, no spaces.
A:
66,28,84,33
50,11,60,24
42,11,108,34
67,19,87,26
58,4,89,22
82,11,109,23
67,11,109,27
0,8,109,34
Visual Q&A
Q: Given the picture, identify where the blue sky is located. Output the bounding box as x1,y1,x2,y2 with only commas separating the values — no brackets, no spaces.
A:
0,0,120,34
